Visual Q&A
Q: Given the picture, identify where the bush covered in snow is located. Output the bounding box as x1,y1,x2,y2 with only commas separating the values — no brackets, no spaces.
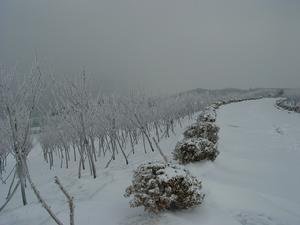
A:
124,161,204,213
183,122,219,144
174,138,219,164
197,107,217,122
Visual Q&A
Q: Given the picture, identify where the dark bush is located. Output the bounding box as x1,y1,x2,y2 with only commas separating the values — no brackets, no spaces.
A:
183,122,219,144
125,161,204,213
173,137,219,164
197,107,217,123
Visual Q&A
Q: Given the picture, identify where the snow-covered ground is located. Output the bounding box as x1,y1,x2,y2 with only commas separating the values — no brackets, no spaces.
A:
1,98,300,225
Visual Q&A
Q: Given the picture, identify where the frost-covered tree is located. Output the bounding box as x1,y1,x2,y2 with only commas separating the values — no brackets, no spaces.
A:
41,71,98,178
38,74,281,177
0,65,42,206
0,65,78,225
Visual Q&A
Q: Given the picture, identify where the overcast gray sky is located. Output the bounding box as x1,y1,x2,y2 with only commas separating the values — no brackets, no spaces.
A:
0,0,299,94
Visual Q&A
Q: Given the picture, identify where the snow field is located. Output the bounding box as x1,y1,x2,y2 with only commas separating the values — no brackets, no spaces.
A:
1,98,300,225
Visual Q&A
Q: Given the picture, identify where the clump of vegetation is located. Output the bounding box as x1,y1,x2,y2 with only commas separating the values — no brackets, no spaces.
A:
174,138,218,164
183,122,219,144
124,161,204,213
197,107,217,122
276,96,300,113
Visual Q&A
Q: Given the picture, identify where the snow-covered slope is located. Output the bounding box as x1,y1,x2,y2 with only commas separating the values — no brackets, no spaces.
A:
1,98,300,225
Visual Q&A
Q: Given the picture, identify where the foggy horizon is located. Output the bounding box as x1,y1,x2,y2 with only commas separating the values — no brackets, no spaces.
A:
1,0,299,94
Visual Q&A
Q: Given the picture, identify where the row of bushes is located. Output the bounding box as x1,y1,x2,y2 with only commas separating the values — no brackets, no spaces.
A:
125,95,272,213
174,105,220,164
125,105,221,212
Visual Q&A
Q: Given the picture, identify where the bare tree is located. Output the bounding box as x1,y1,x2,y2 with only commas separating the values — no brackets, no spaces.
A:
0,66,76,225
0,64,42,206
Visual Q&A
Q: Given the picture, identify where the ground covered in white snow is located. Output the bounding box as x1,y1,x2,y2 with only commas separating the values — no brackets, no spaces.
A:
1,98,300,225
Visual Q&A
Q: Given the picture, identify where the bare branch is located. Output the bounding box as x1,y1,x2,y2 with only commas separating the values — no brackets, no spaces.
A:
55,176,75,225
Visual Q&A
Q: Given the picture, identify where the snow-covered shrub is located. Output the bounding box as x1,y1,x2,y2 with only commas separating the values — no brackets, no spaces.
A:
183,123,199,138
214,101,224,108
197,107,217,122
183,122,219,144
209,103,219,110
173,138,218,164
125,161,204,213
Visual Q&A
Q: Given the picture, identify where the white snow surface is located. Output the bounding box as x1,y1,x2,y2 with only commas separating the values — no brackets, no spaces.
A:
1,98,300,225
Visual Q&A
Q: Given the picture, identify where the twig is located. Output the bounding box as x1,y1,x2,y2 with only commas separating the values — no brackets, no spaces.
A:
0,181,20,212
24,161,64,225
105,154,114,168
6,170,17,199
134,114,155,152
1,164,16,184
152,137,168,163
55,176,75,225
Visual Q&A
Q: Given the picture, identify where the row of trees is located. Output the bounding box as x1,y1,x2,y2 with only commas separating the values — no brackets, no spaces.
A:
39,74,281,179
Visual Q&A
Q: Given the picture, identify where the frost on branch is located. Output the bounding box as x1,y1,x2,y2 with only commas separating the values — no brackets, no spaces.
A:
173,138,219,164
125,161,204,213
276,97,300,113
183,122,219,144
197,107,217,122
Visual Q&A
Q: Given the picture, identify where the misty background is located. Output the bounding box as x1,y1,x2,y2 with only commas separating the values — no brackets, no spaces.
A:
0,0,299,94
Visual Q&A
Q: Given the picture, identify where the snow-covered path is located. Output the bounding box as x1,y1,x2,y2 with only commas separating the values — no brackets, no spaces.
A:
196,98,300,225
1,98,300,225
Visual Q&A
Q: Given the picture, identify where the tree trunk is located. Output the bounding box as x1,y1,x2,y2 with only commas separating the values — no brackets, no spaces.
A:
17,159,27,205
